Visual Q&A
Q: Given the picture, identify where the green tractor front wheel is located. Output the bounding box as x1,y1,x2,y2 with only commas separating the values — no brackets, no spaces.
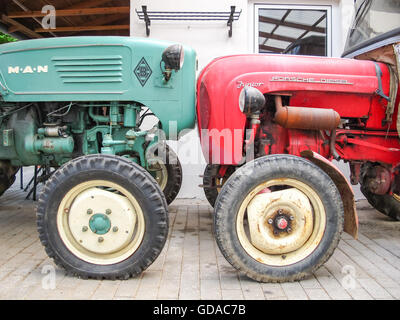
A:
36,154,168,280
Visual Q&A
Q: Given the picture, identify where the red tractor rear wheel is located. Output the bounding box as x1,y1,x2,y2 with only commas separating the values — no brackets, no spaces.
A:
360,188,400,221
202,164,234,207
360,163,400,221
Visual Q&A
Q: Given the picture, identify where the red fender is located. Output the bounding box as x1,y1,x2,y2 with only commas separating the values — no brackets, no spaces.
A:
301,150,358,239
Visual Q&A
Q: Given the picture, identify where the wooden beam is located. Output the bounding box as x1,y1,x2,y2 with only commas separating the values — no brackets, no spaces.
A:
35,24,130,33
39,0,77,28
55,0,117,30
259,44,283,53
64,0,113,10
8,25,20,33
11,0,56,37
7,7,130,18
64,15,128,36
259,15,325,34
58,1,129,35
259,31,297,43
1,14,42,38
80,14,128,27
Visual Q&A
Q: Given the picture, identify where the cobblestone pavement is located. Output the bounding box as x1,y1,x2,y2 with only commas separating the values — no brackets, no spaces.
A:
0,168,399,300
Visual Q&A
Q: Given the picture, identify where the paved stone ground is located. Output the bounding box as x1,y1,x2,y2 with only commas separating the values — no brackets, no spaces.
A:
0,167,399,300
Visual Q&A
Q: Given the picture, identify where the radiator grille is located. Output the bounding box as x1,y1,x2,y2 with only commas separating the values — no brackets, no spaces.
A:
52,55,123,84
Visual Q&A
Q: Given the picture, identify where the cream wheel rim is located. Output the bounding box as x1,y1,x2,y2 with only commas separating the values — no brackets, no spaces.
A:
392,193,400,202
151,160,168,191
236,178,326,266
57,180,145,265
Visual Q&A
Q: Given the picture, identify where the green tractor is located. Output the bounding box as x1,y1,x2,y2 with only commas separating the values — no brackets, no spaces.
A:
0,36,197,279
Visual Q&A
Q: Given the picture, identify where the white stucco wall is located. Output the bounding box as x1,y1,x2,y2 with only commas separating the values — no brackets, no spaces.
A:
130,0,363,200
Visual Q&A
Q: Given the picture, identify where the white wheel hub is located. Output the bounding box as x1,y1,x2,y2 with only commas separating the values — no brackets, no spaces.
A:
247,188,314,254
68,187,137,255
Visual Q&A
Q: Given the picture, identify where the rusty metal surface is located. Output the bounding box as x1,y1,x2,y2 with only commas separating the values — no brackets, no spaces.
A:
363,165,392,195
301,150,359,239
247,188,314,255
274,95,340,131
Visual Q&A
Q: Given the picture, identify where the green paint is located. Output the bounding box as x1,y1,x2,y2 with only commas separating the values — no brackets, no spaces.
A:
0,36,197,136
89,213,111,235
2,129,13,147
0,36,197,172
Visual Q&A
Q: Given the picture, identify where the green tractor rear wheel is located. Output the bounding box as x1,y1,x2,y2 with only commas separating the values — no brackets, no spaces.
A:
0,161,19,197
149,145,182,205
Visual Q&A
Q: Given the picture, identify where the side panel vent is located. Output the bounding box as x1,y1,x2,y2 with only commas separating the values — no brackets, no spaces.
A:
52,55,123,84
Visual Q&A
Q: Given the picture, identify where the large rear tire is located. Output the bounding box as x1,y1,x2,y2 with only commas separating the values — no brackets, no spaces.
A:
0,161,19,197
36,154,168,280
360,163,400,221
214,154,343,282
202,164,234,207
360,186,400,221
149,145,182,205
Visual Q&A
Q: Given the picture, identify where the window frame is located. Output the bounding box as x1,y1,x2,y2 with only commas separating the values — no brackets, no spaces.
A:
254,4,333,57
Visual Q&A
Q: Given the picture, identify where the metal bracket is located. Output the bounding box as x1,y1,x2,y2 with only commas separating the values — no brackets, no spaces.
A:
142,5,151,37
24,166,54,201
0,71,9,95
374,62,390,101
135,6,242,37
227,6,235,37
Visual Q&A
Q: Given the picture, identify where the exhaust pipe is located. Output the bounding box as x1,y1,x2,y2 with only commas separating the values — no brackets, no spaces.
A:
274,96,340,130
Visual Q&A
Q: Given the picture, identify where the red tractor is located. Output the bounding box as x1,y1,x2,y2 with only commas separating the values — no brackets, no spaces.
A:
196,0,400,282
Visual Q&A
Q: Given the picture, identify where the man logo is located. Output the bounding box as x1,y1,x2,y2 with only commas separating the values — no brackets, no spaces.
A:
8,65,48,74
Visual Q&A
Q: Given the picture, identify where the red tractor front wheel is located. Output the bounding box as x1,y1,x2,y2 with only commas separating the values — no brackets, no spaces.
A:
213,154,344,282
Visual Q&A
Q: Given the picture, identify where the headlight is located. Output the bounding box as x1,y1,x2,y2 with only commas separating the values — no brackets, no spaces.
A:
238,86,266,115
162,44,184,71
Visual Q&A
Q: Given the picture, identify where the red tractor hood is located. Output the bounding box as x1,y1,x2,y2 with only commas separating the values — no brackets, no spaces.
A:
196,54,390,164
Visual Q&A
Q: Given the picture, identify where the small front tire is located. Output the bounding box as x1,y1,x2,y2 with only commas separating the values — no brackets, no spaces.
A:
36,154,168,280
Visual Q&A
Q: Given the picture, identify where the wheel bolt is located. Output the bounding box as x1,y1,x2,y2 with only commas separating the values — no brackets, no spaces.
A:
98,237,104,243
87,209,93,215
268,219,273,224
105,209,112,215
112,226,118,232
82,226,88,232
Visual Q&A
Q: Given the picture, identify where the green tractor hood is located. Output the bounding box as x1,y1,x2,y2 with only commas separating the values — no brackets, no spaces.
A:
0,36,197,134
